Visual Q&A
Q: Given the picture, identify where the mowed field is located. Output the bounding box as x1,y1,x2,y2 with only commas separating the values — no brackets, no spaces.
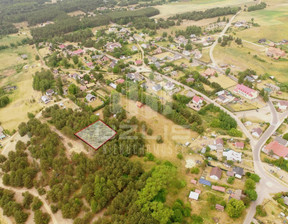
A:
153,0,254,18
0,44,43,131
236,0,288,42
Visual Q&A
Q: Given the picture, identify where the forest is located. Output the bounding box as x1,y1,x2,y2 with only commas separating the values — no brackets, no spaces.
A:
2,102,206,224
170,6,240,21
31,7,159,41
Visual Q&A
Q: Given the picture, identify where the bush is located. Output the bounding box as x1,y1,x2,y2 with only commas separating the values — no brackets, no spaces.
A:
177,153,184,160
156,135,163,144
227,177,235,184
256,205,267,217
147,128,153,136
191,167,200,174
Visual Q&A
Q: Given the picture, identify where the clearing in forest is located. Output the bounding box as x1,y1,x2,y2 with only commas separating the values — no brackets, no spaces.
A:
75,120,116,150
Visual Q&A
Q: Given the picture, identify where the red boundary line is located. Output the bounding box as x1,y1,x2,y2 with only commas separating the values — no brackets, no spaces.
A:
74,119,117,151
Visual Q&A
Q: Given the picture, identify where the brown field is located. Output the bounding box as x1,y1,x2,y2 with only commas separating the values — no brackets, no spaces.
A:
120,96,199,162
255,199,285,224
0,45,43,131
209,75,237,89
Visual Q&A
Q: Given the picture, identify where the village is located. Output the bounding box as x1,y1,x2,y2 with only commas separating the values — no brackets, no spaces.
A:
1,0,288,223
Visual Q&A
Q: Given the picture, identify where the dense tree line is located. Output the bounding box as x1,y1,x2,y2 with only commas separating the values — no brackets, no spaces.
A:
170,7,240,21
247,2,267,12
31,7,159,41
0,23,18,36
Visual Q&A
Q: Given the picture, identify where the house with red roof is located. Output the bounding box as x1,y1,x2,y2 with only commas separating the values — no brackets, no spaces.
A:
235,142,244,149
266,47,286,59
59,44,66,49
234,84,258,100
192,95,203,105
135,60,143,66
71,49,84,56
262,141,288,159
212,185,225,193
201,68,216,78
116,79,125,84
278,101,288,111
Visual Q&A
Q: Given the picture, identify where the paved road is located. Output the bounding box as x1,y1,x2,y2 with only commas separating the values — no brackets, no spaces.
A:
244,101,288,224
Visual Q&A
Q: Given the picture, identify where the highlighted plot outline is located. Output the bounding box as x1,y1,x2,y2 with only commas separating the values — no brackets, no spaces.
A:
75,120,117,150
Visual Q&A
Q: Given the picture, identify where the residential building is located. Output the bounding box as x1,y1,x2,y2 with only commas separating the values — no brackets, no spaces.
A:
212,185,225,193
136,101,144,108
190,179,197,184
135,60,143,66
278,101,288,110
106,42,122,52
275,136,288,146
215,138,223,147
252,128,262,138
234,84,258,99
215,204,224,212
152,84,162,92
192,96,203,106
86,94,96,102
71,49,84,56
223,149,242,162
41,95,50,104
188,191,199,201
201,68,216,78
210,167,222,180
186,78,194,83
131,45,138,52
266,47,286,59
231,189,243,200
164,81,175,91
46,89,54,96
262,141,288,159
0,126,6,140
109,83,117,89
235,142,244,149
233,166,244,179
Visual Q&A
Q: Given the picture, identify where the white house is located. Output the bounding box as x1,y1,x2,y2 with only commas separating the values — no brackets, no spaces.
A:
223,150,242,162
41,95,50,104
109,83,117,89
188,191,199,201
278,101,288,110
